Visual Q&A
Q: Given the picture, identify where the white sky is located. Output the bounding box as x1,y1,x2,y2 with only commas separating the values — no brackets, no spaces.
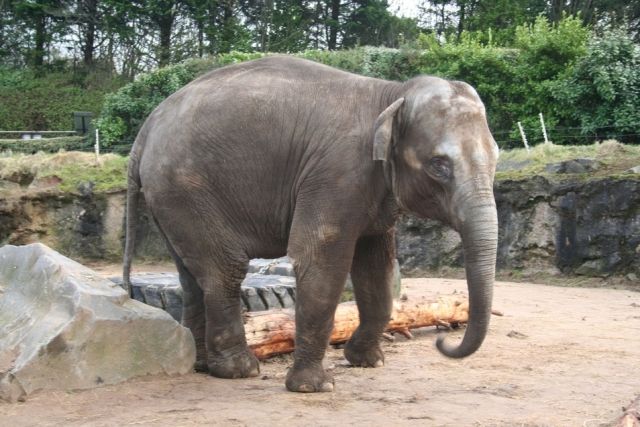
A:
388,0,421,18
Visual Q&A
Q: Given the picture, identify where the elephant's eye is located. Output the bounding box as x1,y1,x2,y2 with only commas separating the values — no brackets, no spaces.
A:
430,157,451,179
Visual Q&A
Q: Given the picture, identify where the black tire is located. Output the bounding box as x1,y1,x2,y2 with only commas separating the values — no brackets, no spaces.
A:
112,258,400,319
112,271,297,320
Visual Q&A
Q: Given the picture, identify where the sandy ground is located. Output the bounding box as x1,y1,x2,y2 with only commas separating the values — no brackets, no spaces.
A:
1,275,639,426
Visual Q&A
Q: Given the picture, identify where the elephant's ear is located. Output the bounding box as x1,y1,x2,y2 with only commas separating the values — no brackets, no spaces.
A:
373,98,405,161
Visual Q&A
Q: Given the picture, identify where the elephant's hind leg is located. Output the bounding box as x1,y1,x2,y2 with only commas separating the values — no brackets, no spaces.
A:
174,256,207,372
155,219,207,371
198,258,260,379
159,225,259,378
344,231,395,368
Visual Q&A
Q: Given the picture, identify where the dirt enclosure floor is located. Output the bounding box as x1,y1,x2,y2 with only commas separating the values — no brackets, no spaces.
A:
1,276,639,426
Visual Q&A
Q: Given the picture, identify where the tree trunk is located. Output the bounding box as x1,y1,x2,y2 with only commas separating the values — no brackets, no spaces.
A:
156,2,175,67
82,0,98,66
197,23,204,57
328,0,340,50
245,295,478,360
457,0,466,39
259,0,273,52
33,13,46,67
220,0,234,53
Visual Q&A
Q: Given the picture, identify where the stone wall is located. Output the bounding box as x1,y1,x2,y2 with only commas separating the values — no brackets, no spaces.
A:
0,186,166,261
2,176,639,278
397,176,640,278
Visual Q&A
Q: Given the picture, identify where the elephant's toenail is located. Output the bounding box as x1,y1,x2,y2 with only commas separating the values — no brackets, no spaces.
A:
298,384,315,393
320,382,334,392
374,360,384,367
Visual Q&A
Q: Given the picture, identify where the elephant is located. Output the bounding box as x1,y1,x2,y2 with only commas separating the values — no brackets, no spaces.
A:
123,56,499,393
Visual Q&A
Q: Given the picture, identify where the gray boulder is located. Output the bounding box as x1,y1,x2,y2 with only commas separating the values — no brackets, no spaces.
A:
0,243,195,403
544,158,600,174
625,165,640,174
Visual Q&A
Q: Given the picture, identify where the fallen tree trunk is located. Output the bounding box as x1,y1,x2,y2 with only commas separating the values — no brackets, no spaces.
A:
245,294,479,360
612,396,640,427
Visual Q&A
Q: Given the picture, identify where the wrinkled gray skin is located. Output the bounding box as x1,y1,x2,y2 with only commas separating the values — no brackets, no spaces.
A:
123,56,499,393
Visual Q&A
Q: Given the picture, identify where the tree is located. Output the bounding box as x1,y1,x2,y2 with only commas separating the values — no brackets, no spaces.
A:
553,26,640,142
0,0,28,66
13,0,69,68
343,0,402,47
186,0,250,55
144,0,179,67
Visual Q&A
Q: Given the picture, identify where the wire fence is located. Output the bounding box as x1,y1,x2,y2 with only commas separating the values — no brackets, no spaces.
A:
2,119,640,155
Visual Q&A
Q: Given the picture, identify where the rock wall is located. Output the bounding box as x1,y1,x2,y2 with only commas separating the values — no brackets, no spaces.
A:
397,176,640,278
2,176,639,278
0,186,166,261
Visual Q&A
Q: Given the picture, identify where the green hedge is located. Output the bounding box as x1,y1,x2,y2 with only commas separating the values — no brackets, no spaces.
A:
0,136,89,153
96,17,638,149
0,67,126,134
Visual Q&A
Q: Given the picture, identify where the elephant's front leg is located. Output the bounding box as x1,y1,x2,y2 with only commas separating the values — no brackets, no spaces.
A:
286,232,356,393
344,231,395,367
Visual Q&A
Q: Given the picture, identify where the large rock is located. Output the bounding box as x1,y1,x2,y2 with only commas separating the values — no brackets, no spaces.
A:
0,243,195,403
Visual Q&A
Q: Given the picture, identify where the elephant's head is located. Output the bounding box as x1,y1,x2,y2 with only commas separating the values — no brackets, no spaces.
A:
374,76,499,358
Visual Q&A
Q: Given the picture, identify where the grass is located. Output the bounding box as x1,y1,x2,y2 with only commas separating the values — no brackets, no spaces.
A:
0,140,639,195
0,151,128,193
496,140,640,181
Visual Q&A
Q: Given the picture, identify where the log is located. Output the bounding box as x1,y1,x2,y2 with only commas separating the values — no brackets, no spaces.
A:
244,294,475,360
612,396,640,427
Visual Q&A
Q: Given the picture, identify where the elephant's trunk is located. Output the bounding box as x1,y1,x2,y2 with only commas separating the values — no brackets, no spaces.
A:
436,193,498,358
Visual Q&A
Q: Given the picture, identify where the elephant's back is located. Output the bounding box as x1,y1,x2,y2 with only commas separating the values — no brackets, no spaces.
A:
192,55,368,87
139,56,383,163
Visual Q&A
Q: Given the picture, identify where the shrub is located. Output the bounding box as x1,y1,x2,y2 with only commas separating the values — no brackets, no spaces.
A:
552,27,640,143
95,17,630,150
0,136,89,153
0,67,124,132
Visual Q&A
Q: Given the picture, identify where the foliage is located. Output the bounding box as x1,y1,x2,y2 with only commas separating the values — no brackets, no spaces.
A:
95,16,636,149
552,27,640,143
0,65,126,132
509,15,589,145
0,136,89,154
96,52,265,146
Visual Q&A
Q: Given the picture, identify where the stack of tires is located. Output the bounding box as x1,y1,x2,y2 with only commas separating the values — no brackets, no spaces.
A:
113,257,401,320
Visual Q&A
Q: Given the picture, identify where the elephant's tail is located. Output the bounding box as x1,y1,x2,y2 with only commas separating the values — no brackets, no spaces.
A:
123,150,141,298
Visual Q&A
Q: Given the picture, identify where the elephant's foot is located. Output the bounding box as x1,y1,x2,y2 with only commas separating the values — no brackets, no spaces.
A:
344,334,385,367
285,363,334,393
194,360,209,373
194,341,208,372
207,347,260,379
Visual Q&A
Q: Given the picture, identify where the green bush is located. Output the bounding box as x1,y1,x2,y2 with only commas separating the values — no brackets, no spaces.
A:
0,136,89,153
96,52,268,147
409,17,588,147
552,27,640,143
511,16,589,145
0,67,125,132
95,17,637,150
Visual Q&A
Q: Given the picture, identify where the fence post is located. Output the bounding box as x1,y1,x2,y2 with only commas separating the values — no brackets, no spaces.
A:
539,112,550,145
94,129,100,164
517,122,530,152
